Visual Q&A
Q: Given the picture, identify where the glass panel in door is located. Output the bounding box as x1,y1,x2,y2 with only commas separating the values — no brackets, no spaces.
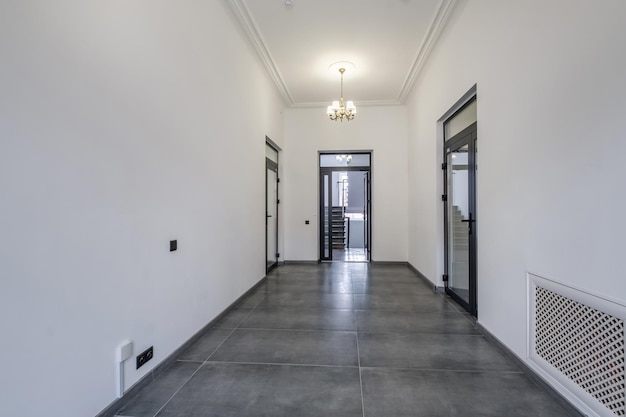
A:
266,167,278,271
321,173,331,260
447,144,470,304
364,172,370,260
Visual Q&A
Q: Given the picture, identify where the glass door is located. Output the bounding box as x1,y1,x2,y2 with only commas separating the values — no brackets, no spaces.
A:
319,153,371,262
364,171,371,261
320,171,331,261
266,144,279,272
444,122,477,315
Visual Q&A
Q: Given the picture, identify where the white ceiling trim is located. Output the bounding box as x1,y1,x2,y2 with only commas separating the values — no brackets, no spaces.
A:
294,100,403,109
226,0,295,106
397,0,458,103
227,0,458,108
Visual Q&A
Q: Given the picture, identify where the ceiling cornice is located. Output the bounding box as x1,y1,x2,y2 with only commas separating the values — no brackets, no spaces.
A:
397,0,458,103
227,0,458,108
226,0,295,106
293,100,403,109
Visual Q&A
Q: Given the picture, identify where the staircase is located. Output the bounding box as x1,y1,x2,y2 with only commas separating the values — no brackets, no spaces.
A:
331,206,346,249
451,205,469,262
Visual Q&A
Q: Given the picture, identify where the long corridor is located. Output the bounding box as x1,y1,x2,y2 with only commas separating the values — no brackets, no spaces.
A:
114,263,578,417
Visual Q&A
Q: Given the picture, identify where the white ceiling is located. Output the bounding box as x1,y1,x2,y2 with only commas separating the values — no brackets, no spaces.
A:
227,0,457,107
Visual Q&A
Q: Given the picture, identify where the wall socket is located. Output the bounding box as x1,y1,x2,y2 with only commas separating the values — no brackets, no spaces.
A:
136,346,154,369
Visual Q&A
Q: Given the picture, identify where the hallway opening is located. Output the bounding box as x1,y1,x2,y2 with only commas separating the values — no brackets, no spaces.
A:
319,152,371,263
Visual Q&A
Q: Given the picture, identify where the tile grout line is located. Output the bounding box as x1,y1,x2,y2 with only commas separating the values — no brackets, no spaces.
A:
150,329,243,416
352,271,367,417
144,265,497,417
150,291,270,417
200,360,359,369
150,362,204,417
439,292,477,328
358,365,524,374
209,326,357,334
202,291,268,363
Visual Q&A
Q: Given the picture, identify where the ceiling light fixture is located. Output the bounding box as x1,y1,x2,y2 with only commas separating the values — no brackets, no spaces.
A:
327,67,356,122
336,154,352,164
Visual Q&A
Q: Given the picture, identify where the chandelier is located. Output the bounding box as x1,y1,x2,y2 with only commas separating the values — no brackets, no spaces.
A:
336,154,352,164
327,67,356,122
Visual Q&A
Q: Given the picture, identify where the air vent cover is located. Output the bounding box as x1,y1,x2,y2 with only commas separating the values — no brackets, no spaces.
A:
532,280,625,416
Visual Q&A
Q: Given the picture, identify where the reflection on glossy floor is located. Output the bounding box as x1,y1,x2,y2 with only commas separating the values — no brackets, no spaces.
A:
114,263,579,417
332,247,367,262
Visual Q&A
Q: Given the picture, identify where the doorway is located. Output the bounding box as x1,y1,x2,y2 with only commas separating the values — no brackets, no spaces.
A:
443,99,477,316
266,142,279,272
319,152,371,262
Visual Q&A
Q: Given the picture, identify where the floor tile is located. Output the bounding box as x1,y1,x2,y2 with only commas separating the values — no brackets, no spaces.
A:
236,290,267,307
113,263,582,417
356,309,477,334
351,273,418,284
256,292,353,309
156,363,363,417
269,269,335,279
116,361,200,417
266,280,354,294
240,307,356,331
211,307,252,329
209,329,358,366
352,281,433,295
177,329,233,362
361,368,572,417
353,293,456,312
358,332,518,371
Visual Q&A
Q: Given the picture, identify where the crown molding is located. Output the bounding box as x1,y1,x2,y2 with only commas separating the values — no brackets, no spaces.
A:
397,0,458,103
292,100,403,108
228,0,457,108
226,0,294,106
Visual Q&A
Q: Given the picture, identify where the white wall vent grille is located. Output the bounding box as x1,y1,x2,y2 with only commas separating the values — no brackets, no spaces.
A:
534,284,625,416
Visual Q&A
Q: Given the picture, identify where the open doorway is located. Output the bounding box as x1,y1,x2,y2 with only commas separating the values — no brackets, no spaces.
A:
319,152,371,262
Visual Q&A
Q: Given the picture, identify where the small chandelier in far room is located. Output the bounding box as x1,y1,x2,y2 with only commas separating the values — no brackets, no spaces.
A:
336,154,352,164
327,67,356,122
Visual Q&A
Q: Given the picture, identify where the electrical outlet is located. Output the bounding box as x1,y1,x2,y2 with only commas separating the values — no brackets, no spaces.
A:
136,346,153,369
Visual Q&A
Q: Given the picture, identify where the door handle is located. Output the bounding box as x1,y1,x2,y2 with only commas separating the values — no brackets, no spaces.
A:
461,213,474,234
267,215,273,218
460,213,474,222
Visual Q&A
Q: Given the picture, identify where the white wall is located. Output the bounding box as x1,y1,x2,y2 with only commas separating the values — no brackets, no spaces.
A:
407,0,626,386
283,106,408,261
0,1,284,416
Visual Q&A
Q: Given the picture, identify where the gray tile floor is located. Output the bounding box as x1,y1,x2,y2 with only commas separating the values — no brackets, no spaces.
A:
115,263,577,417
332,248,368,262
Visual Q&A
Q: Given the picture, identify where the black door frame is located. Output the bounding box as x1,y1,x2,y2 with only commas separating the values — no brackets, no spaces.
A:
266,143,279,273
443,120,477,316
318,152,371,262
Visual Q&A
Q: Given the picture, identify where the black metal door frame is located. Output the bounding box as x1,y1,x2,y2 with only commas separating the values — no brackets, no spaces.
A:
266,154,279,273
318,156,371,262
443,121,477,316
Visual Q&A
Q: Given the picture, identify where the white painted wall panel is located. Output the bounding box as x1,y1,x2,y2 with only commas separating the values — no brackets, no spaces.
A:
407,0,626,375
0,1,284,416
283,106,408,262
